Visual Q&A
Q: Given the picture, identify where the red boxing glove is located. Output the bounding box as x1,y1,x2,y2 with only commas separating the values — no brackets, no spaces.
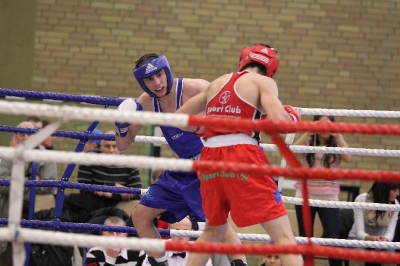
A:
193,125,204,136
283,105,301,122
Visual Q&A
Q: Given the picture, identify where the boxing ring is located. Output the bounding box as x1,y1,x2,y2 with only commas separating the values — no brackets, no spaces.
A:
1,88,400,266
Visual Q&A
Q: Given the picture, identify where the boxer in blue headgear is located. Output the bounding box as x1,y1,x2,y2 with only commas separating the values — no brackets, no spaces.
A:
133,53,174,98
114,53,248,266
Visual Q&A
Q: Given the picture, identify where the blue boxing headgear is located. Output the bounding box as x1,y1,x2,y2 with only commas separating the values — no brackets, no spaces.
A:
90,129,103,147
133,54,174,98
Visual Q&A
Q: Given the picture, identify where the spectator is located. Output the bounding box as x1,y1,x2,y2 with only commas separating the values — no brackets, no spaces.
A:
260,254,281,266
27,116,43,129
86,216,146,266
151,169,164,184
393,195,400,243
9,116,43,147
83,129,103,152
78,130,142,208
293,115,351,266
348,182,399,266
145,216,212,266
40,120,56,150
0,121,58,266
348,182,399,241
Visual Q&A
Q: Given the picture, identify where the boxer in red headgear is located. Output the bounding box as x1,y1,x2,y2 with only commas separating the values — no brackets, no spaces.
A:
176,43,303,266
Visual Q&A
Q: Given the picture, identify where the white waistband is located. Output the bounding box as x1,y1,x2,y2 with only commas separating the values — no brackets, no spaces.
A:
204,133,258,147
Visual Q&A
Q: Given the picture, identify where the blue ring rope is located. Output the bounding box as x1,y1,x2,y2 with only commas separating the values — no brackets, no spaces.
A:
0,89,146,238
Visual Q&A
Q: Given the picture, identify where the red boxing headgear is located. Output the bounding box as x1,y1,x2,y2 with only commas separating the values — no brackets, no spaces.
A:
237,43,280,78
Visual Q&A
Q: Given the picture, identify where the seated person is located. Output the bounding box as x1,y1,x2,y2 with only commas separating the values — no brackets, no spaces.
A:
0,121,58,266
144,216,213,265
78,130,142,209
348,181,399,266
86,216,146,265
348,181,399,242
83,129,103,152
151,169,164,185
9,116,43,147
40,120,56,150
260,254,281,266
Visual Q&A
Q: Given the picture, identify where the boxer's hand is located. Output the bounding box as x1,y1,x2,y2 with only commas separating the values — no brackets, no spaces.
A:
283,105,300,122
115,98,142,137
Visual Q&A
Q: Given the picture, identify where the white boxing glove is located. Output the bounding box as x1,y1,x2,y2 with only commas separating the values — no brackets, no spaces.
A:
118,98,142,111
115,98,142,137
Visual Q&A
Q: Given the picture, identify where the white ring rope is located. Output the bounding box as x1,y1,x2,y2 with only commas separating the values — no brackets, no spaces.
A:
2,99,400,158
0,100,189,128
170,230,400,250
136,137,400,157
4,98,400,118
264,144,400,157
2,100,400,264
281,196,400,211
0,147,398,211
0,228,166,254
0,147,193,171
298,107,400,118
1,100,400,128
135,136,168,146
0,228,399,252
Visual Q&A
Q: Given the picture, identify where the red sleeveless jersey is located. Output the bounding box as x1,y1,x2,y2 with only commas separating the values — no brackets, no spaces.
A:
202,71,265,140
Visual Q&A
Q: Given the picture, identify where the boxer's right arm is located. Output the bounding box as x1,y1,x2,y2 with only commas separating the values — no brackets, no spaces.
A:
175,85,210,133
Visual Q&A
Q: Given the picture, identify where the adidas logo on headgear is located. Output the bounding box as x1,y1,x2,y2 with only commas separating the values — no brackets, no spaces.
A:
145,63,158,74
